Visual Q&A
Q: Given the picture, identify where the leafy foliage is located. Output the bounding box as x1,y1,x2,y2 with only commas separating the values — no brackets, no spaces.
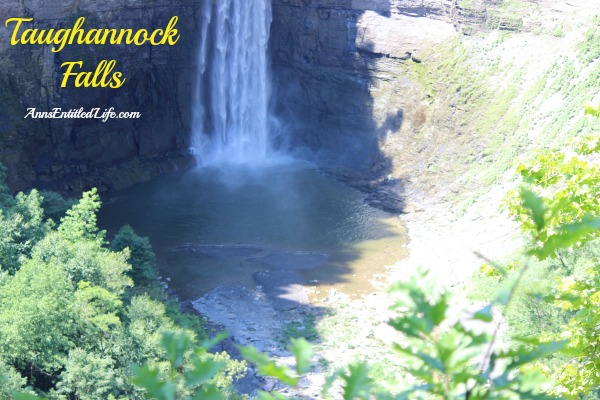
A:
131,332,246,400
110,225,159,292
0,190,50,273
0,260,76,374
38,190,75,223
129,264,566,400
501,111,600,397
0,163,14,210
55,348,125,400
505,136,600,259
585,104,600,118
58,188,105,244
31,231,132,295
384,268,563,400
0,359,32,398
0,179,237,399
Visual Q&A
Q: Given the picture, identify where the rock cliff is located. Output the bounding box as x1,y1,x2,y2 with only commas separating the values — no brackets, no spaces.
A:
1,0,593,204
269,0,596,211
0,0,202,193
270,0,456,182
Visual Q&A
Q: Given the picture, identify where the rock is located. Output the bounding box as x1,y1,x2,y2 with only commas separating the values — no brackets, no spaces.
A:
271,0,457,179
177,244,263,259
0,0,201,193
355,11,455,60
192,285,283,349
254,270,309,310
262,378,277,392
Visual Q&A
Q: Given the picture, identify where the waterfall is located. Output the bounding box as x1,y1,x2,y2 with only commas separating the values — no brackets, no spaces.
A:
192,0,273,165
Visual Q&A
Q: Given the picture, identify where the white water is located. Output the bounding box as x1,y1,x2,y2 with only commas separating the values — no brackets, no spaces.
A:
192,0,273,165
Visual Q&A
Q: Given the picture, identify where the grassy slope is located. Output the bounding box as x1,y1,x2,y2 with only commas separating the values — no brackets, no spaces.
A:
313,2,598,384
395,8,599,211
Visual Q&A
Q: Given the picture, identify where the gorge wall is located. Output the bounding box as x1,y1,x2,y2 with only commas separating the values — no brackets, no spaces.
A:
0,0,547,198
268,0,582,209
270,0,456,177
0,0,202,193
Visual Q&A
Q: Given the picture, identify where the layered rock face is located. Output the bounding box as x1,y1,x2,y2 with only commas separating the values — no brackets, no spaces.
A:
0,0,202,193
0,0,528,197
270,0,456,180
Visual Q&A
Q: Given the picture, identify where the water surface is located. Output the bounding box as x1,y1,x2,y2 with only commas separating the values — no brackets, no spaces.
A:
99,162,407,301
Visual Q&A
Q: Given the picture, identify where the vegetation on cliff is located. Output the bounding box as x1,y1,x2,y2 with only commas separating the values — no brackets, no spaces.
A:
400,22,599,206
0,178,246,399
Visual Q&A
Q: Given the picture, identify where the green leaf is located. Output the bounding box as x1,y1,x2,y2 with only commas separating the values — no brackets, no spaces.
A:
534,215,600,258
130,364,176,400
191,385,222,400
584,104,600,117
472,304,493,322
289,337,313,375
520,188,546,232
185,357,225,387
505,341,567,369
322,369,344,398
392,343,445,373
341,362,373,400
238,345,297,386
429,298,448,326
392,384,436,400
13,394,43,400
199,332,228,353
495,285,512,306
256,392,288,400
161,332,190,369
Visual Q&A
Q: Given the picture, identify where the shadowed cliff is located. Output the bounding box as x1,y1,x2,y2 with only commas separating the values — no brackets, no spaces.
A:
269,0,457,212
0,0,204,194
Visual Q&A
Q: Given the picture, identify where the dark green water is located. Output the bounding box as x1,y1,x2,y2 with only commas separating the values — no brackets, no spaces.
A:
98,161,407,301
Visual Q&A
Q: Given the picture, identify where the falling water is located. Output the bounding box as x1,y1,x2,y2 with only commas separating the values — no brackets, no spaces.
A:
192,0,273,164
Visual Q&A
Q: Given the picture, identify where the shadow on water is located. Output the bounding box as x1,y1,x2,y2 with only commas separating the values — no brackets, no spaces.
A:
98,160,406,299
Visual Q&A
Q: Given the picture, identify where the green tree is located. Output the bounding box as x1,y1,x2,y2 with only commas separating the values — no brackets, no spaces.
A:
0,186,221,399
54,348,125,400
122,295,187,366
30,231,132,295
0,259,76,375
505,136,600,260
110,225,159,291
72,281,124,354
503,111,600,397
0,358,32,398
39,190,75,223
131,332,248,400
0,163,14,210
0,190,50,273
58,188,105,245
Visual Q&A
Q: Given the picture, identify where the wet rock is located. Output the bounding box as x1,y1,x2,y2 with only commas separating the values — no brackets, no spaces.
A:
254,270,309,310
192,285,283,349
262,378,277,392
